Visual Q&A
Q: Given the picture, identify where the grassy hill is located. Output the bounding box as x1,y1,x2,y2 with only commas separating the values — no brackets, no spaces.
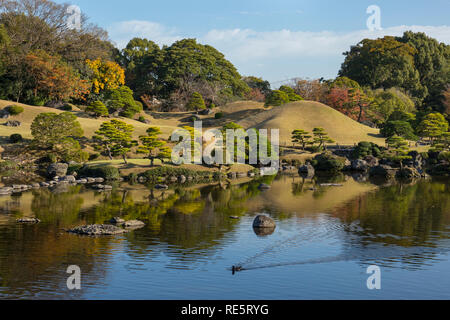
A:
0,99,384,148
0,100,180,142
233,101,385,146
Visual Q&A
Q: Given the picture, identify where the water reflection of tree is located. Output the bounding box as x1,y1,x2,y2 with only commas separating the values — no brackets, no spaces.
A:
0,187,114,299
333,180,450,269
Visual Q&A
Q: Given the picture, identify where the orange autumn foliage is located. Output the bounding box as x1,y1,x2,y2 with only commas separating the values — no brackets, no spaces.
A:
25,50,90,101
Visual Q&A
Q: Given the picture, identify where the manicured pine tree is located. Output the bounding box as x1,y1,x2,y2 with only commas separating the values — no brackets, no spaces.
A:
312,127,335,150
94,120,135,164
291,129,312,150
86,101,109,118
138,127,171,166
385,135,411,169
186,92,206,111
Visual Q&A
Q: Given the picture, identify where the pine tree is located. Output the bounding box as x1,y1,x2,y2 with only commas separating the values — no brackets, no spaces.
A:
138,127,171,166
385,135,411,169
94,120,135,164
312,127,335,150
186,92,206,110
86,101,109,118
291,129,312,150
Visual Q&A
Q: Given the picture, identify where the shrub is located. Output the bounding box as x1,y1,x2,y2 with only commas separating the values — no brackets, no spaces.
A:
9,133,23,143
79,165,120,180
279,85,304,102
312,153,347,172
28,96,47,106
86,101,109,118
186,92,206,110
6,105,24,115
215,112,224,119
352,142,382,159
209,103,216,109
265,90,289,107
138,116,146,123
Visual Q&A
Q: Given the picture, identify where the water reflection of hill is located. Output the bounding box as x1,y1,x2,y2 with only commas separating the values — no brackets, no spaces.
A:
1,177,449,297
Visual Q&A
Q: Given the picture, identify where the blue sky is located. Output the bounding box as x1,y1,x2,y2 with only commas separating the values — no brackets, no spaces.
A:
56,0,450,85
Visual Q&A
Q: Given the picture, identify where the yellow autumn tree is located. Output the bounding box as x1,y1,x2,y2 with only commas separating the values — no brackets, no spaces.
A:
86,58,125,94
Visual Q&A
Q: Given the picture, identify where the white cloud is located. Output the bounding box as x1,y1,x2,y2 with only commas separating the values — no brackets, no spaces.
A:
108,20,182,48
107,21,450,81
202,25,450,61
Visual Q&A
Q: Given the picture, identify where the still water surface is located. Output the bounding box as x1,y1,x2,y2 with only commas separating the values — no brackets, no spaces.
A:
0,174,449,299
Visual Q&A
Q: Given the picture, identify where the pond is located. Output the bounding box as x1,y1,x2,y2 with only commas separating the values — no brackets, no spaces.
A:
0,174,449,300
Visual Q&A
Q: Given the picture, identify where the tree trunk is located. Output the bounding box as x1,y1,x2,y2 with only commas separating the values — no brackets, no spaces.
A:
106,145,113,160
357,104,363,123
122,154,128,164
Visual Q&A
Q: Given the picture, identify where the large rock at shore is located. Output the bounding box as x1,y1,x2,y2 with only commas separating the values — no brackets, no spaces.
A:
364,155,379,167
369,165,398,179
351,159,369,171
253,215,276,228
47,163,68,178
67,224,128,236
397,167,421,179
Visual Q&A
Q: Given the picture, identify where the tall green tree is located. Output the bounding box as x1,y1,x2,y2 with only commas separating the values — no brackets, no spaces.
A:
105,86,143,118
417,112,449,142
339,36,423,101
396,31,450,112
31,112,83,149
94,120,135,164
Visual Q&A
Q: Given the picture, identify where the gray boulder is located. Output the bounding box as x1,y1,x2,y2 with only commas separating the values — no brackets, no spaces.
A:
47,163,68,178
178,175,187,183
253,215,276,228
351,159,369,171
154,184,169,190
397,167,421,179
369,165,398,179
61,175,76,183
364,155,379,167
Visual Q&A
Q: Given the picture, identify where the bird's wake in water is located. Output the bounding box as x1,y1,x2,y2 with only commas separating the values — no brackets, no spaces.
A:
232,218,450,274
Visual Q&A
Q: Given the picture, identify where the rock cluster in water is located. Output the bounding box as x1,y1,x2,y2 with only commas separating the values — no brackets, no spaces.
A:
68,219,146,236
